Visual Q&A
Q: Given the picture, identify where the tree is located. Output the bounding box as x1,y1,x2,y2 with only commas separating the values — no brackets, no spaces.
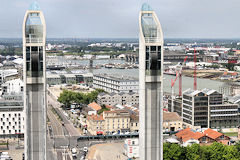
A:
186,144,200,160
163,143,185,160
57,90,75,108
208,142,226,160
57,89,106,108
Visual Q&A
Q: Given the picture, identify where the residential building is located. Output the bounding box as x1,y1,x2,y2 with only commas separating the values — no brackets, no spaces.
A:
163,112,183,132
130,114,139,133
0,94,24,138
103,110,131,134
139,3,164,160
176,128,231,146
23,2,47,159
88,102,102,114
86,114,104,135
2,78,23,95
93,74,138,93
86,110,131,135
97,92,139,106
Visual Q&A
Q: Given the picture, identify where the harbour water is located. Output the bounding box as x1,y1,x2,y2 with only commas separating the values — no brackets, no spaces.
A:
92,68,229,93
48,57,237,94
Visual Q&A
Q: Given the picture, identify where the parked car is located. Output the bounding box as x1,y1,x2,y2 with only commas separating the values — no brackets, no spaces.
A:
83,147,88,153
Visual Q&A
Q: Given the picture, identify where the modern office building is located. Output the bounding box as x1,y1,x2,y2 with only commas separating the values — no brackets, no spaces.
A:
181,88,239,129
139,3,164,160
23,2,46,160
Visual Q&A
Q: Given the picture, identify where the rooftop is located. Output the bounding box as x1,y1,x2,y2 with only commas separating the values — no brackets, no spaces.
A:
163,112,182,122
183,89,201,96
94,73,137,82
88,102,102,111
176,128,226,143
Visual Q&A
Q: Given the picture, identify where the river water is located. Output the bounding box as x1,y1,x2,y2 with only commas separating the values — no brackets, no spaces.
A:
49,57,237,94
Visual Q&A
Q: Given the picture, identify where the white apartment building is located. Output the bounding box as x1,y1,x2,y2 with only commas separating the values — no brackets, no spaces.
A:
0,69,19,85
2,78,23,95
97,92,139,106
0,94,24,138
93,74,139,93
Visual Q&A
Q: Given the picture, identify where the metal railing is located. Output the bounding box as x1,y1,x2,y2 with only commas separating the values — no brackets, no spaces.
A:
26,38,43,43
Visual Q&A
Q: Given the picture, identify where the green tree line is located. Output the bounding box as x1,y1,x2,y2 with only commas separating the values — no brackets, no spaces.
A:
163,142,240,160
57,89,105,108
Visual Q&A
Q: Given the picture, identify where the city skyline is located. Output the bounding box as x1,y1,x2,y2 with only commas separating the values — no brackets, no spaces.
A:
0,0,240,38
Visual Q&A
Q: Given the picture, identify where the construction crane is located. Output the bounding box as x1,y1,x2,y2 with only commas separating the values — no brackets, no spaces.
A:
177,56,188,96
170,56,188,112
194,48,197,90
171,72,178,112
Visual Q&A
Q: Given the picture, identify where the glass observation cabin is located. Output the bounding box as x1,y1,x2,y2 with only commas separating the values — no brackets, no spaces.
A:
25,12,44,78
141,4,162,76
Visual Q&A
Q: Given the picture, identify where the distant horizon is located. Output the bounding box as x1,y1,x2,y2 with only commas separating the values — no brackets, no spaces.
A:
1,37,240,40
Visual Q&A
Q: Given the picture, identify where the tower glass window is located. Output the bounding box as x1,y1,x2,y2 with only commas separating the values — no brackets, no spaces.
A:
25,13,43,43
145,45,161,75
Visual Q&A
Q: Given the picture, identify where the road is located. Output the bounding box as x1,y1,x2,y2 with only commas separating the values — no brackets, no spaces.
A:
47,95,81,136
47,105,64,136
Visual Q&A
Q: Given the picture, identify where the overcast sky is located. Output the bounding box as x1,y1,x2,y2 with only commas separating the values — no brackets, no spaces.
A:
0,0,240,38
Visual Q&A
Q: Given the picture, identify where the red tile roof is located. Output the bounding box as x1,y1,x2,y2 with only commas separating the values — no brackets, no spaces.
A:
176,128,227,143
203,128,223,140
176,128,204,142
87,114,104,121
88,102,102,111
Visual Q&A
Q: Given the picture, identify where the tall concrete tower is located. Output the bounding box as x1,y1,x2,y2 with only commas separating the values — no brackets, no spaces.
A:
139,3,164,160
23,2,47,160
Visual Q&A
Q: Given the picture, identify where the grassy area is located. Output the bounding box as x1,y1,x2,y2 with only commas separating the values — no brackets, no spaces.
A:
223,132,238,137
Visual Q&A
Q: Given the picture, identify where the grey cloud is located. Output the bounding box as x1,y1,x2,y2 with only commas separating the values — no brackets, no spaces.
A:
0,0,240,38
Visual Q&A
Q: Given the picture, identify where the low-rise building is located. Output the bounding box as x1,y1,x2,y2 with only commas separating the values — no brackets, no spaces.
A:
97,92,139,106
103,110,131,134
163,112,183,132
124,139,139,158
176,128,231,146
88,102,102,115
86,109,131,135
130,114,139,133
86,114,104,135
93,74,138,93
47,73,93,85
